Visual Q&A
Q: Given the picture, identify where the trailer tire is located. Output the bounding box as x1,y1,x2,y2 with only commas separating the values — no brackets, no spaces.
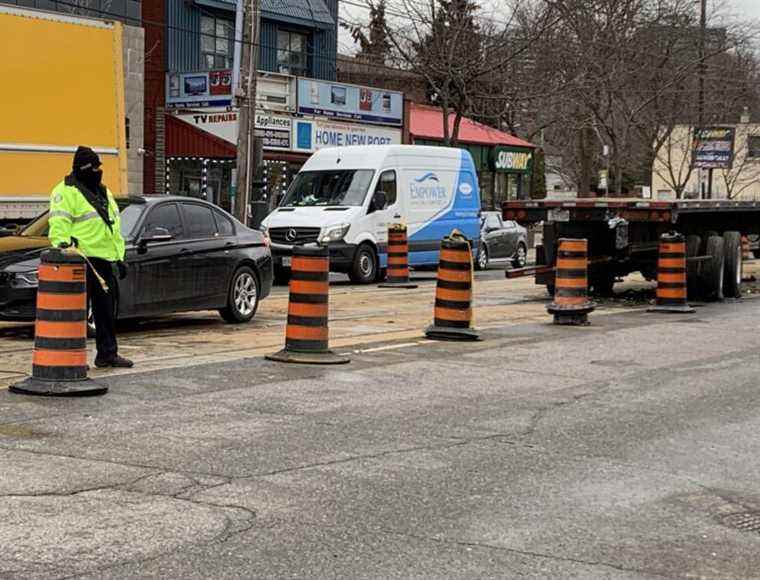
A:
701,231,719,254
701,235,725,301
686,235,701,300
722,231,742,299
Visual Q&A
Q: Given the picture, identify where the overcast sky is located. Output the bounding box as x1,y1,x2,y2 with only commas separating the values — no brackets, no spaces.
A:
338,0,760,55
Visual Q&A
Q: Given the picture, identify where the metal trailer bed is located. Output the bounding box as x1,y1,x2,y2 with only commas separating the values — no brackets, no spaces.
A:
502,198,760,299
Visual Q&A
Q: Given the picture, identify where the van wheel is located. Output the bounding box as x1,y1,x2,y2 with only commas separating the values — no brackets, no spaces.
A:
349,243,377,284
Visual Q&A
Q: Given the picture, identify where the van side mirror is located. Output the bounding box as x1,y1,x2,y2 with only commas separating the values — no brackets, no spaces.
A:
368,191,387,214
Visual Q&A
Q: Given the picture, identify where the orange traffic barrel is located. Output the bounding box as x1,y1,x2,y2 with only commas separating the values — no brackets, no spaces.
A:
379,224,417,289
267,244,349,364
425,233,479,341
648,232,695,313
11,249,107,396
547,238,596,325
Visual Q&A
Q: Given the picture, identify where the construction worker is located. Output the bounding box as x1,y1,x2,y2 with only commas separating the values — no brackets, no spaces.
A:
48,146,133,368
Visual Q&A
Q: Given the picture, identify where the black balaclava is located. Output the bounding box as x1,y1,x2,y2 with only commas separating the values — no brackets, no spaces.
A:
72,146,104,194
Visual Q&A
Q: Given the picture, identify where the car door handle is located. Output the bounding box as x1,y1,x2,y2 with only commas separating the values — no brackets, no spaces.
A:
393,213,401,219
225,241,235,247
179,248,190,255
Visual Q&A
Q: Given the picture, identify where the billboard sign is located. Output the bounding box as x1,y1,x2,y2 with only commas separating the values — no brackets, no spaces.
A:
297,79,403,126
293,118,401,152
173,109,292,150
693,127,735,169
167,70,233,108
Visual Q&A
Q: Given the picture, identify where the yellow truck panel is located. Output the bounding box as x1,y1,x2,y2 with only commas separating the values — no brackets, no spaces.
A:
0,6,128,220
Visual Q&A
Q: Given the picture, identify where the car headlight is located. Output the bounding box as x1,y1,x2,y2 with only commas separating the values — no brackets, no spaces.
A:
319,224,350,244
10,270,39,288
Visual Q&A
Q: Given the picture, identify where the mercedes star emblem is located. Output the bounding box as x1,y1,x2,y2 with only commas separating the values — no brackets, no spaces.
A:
285,228,297,242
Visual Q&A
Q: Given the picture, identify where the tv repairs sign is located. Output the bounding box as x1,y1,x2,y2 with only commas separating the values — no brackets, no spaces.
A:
296,79,403,126
293,118,401,152
693,127,735,169
173,109,292,150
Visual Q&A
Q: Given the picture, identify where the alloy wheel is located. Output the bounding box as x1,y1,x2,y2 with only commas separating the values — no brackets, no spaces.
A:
234,272,257,317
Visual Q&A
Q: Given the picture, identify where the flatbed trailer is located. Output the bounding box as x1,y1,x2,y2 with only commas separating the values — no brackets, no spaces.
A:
502,198,760,299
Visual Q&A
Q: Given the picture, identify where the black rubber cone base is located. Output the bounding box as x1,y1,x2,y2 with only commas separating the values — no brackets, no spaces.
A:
266,348,350,365
425,325,480,341
10,377,108,397
547,303,596,326
378,282,418,289
647,304,696,313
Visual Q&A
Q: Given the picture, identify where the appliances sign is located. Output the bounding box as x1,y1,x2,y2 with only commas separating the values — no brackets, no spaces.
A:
297,79,403,126
293,118,401,152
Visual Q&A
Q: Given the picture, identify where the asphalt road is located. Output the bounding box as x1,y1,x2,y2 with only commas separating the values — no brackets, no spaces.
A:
2,278,760,578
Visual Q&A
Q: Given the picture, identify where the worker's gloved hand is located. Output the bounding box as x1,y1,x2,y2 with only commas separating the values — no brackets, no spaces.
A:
57,242,78,256
117,261,128,280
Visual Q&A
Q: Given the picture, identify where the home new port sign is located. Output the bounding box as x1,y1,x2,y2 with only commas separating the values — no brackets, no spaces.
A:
491,147,533,173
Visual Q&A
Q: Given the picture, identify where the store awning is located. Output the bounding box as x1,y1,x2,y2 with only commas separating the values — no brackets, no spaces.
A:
165,114,236,158
409,103,534,148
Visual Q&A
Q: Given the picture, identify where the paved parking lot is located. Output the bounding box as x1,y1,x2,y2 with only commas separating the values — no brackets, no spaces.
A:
2,263,760,578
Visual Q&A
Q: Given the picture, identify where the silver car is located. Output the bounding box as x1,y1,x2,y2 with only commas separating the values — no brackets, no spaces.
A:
476,211,528,270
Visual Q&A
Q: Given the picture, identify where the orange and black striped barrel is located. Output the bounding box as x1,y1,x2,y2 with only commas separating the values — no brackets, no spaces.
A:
379,224,418,289
32,250,88,381
387,224,410,283
425,234,479,341
267,245,348,364
285,245,330,353
547,238,595,325
649,232,694,313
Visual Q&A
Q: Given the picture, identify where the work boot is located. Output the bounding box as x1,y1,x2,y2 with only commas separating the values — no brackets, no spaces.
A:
94,354,134,368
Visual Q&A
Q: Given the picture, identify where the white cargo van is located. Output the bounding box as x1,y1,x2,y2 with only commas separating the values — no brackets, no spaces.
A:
260,145,481,283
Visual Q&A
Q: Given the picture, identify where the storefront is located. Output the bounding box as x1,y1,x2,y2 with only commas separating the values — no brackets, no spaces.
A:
406,103,534,209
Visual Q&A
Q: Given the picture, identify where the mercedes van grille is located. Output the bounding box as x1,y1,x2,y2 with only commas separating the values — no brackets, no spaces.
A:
269,227,321,245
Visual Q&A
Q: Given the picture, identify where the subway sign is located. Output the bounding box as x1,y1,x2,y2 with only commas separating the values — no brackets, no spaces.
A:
491,146,533,173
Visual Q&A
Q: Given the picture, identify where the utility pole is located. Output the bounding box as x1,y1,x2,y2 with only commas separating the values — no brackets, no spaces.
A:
698,0,713,199
234,0,261,225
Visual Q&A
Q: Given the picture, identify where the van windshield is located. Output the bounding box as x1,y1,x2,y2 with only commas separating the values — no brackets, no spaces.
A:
281,170,374,207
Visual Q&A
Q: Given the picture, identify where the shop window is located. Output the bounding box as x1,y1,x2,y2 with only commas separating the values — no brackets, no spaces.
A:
201,15,233,70
143,203,184,239
748,135,760,159
277,30,308,76
375,170,397,206
183,203,217,239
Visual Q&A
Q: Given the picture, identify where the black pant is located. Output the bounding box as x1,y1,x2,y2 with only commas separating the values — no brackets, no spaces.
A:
87,258,118,360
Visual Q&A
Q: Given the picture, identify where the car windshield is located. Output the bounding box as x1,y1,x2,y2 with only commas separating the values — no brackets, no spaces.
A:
20,202,143,239
280,170,374,207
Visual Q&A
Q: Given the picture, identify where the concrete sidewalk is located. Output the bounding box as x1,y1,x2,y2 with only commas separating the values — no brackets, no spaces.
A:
2,298,760,578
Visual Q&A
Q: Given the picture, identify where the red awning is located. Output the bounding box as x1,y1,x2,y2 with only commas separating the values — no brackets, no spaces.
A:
165,114,237,158
409,103,534,148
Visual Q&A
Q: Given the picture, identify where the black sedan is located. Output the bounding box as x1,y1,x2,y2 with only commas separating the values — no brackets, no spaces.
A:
476,211,529,270
0,196,273,325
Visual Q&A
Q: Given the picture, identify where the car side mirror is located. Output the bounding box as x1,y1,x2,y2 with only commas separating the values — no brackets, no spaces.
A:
138,227,172,251
368,191,387,214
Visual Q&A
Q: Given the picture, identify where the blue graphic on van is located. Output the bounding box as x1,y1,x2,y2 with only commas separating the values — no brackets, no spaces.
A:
414,172,439,183
405,150,481,267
